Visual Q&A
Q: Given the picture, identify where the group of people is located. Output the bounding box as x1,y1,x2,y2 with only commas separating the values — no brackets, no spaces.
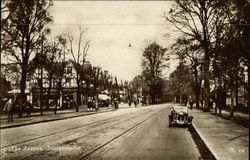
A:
184,100,194,109
87,97,99,111
3,98,32,122
128,98,146,107
128,99,138,107
87,97,119,111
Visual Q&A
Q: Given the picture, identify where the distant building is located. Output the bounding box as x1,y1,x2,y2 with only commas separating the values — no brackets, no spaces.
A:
1,62,89,107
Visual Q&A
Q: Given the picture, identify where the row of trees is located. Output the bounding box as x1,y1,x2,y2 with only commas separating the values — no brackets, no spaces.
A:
130,1,249,118
1,0,126,116
165,0,249,118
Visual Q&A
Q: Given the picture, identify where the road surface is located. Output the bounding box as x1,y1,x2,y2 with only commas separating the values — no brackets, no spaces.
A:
1,103,200,160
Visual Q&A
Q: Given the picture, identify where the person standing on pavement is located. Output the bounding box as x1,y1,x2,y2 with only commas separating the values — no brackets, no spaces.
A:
134,99,137,107
24,100,32,117
128,99,131,107
184,100,188,106
3,98,14,122
189,101,193,110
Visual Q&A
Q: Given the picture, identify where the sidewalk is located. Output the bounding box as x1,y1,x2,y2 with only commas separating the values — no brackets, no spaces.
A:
0,103,130,129
210,109,249,128
190,108,249,160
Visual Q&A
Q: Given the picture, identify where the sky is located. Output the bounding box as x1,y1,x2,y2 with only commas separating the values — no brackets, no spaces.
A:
49,1,178,81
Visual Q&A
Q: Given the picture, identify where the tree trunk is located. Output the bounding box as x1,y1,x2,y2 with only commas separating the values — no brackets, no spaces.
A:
215,91,218,115
217,71,223,115
150,85,156,104
230,87,234,119
46,74,53,110
76,74,80,112
195,95,200,109
194,83,201,109
19,64,28,118
54,85,61,114
217,86,222,116
203,54,210,112
235,79,238,108
86,82,90,104
54,98,58,114
221,87,227,115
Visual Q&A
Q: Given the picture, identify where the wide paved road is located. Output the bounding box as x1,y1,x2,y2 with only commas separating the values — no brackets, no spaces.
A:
1,103,200,160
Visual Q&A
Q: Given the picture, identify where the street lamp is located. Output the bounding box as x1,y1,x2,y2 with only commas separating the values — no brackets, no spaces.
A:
128,42,132,47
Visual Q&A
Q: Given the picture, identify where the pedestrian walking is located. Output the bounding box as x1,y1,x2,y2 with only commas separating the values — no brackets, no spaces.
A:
3,98,14,122
87,97,93,111
184,100,188,106
134,100,137,107
114,98,118,109
189,101,193,110
24,100,32,117
128,99,131,107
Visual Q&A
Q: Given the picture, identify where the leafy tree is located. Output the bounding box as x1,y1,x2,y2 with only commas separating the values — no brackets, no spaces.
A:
165,0,249,114
2,0,53,116
170,37,203,108
1,0,18,55
164,0,229,111
141,41,168,104
169,61,193,103
209,0,250,117
130,75,143,101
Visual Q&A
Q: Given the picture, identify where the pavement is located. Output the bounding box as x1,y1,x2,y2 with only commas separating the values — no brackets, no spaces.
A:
190,107,249,160
210,109,249,128
1,103,249,160
0,103,131,129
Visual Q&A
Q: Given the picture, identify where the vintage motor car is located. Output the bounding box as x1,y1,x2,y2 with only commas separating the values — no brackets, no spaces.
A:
168,105,193,127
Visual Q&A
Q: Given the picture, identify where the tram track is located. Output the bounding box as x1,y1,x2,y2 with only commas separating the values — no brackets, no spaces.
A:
1,108,153,149
79,108,163,160
18,108,164,160
1,105,169,160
